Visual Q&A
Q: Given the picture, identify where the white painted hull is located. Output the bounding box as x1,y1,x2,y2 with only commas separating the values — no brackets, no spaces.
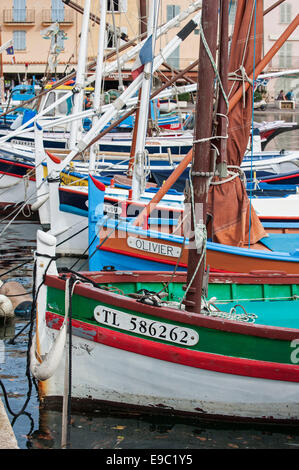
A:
252,194,299,219
0,174,36,206
41,327,299,421
53,209,88,256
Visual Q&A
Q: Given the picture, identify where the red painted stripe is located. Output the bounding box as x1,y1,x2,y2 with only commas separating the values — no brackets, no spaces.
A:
59,186,88,195
261,173,299,183
97,245,231,273
98,244,187,267
0,159,34,170
0,170,35,181
45,311,299,382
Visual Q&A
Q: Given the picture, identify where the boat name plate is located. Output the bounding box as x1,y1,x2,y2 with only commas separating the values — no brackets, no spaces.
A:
127,236,181,258
104,203,122,215
94,305,199,346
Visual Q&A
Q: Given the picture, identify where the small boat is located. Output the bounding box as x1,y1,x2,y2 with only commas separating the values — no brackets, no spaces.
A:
32,232,299,423
30,0,299,428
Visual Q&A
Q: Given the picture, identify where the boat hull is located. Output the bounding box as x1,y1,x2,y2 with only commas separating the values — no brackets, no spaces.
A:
93,223,299,275
40,321,299,423
34,266,299,424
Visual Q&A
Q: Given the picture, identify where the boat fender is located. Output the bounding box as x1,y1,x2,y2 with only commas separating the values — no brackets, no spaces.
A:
31,194,50,212
0,295,14,318
30,324,68,381
30,276,79,382
0,281,32,313
14,300,33,319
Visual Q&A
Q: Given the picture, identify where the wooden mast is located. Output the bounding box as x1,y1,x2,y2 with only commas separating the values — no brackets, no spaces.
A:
215,0,229,173
183,0,219,313
128,0,148,175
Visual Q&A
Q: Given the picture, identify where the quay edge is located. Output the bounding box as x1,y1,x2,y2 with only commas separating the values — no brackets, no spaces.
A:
0,398,18,449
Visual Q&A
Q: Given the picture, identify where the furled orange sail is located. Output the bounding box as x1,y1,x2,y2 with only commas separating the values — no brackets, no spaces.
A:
207,0,267,247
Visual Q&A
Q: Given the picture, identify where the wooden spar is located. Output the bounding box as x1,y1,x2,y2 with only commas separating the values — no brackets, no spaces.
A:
0,33,148,120
128,0,148,175
132,147,193,226
184,0,219,313
132,12,299,226
78,58,200,155
229,14,299,113
215,0,229,167
162,62,196,85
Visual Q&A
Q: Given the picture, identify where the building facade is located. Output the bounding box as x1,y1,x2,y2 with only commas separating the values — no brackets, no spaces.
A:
0,0,83,86
1,1,297,97
0,1,202,88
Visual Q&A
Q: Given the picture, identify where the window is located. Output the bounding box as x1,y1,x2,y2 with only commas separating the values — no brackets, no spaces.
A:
57,30,66,51
279,42,292,68
166,5,180,69
57,92,69,115
13,0,26,22
107,0,120,12
52,0,65,22
43,92,56,117
167,4,180,22
13,30,26,51
107,1,127,13
280,3,292,23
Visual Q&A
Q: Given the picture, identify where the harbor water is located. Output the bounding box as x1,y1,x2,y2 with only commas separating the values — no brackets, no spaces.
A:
1,111,299,450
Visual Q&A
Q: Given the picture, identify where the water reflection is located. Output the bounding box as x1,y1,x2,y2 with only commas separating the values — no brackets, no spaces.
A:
27,408,299,450
255,110,299,151
0,317,15,340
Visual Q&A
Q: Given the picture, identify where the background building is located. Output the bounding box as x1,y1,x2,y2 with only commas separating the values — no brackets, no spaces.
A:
0,1,298,100
263,0,299,101
0,0,82,87
0,0,202,90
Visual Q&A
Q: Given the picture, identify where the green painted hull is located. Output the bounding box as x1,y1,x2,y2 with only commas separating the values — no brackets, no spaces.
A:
45,271,299,367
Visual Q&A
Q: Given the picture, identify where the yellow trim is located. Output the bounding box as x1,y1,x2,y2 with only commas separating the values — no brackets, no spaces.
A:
45,84,94,92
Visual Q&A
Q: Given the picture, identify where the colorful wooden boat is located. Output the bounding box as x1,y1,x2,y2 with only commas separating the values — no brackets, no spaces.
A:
32,228,299,423
87,174,299,275
30,0,299,428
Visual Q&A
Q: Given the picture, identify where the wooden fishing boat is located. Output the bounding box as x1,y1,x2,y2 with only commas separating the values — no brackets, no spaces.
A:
30,0,299,430
33,228,299,423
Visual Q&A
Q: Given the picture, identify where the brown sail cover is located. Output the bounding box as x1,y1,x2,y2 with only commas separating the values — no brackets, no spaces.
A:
207,0,267,247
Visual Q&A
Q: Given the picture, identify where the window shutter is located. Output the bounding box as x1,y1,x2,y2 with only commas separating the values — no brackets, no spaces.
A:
13,30,26,50
167,5,174,22
52,0,65,22
120,0,127,13
286,4,292,22
280,3,292,23
174,5,180,16
13,0,26,22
